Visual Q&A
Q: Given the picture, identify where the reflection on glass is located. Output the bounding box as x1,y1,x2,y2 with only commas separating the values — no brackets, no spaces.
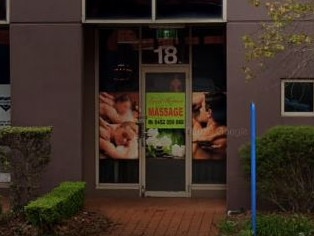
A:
99,29,139,92
146,73,186,92
0,0,6,21
157,0,222,19
86,0,151,19
284,82,314,112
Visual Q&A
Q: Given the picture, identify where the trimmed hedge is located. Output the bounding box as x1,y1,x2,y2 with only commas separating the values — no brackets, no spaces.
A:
0,126,52,210
240,125,314,212
25,181,86,227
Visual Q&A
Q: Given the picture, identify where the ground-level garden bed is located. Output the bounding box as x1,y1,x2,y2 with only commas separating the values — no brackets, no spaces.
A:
0,210,114,236
218,212,314,236
0,181,116,235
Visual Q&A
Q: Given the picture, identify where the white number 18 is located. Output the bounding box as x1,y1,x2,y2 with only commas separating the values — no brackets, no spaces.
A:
153,46,178,64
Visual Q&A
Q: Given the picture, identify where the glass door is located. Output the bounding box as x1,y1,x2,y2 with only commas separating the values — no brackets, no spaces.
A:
141,66,190,197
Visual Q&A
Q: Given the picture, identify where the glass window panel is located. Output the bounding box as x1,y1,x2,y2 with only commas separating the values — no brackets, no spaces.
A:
0,29,10,182
284,82,314,113
142,27,189,64
145,72,186,191
98,29,140,184
192,160,226,184
0,30,9,84
86,0,151,19
0,29,10,128
192,27,226,92
0,0,6,21
191,27,226,184
99,29,139,92
156,0,222,19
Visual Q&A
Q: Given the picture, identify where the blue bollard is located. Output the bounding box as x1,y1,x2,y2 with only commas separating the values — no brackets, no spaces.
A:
251,103,257,235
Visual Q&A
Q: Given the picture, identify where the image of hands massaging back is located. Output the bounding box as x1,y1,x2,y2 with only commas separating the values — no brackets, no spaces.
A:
99,117,138,160
99,92,137,124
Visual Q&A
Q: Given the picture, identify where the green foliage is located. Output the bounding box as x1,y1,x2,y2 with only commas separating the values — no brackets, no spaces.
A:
243,0,314,80
219,214,314,236
0,127,52,211
239,230,253,236
240,126,314,213
218,219,240,234
257,214,314,236
25,181,86,229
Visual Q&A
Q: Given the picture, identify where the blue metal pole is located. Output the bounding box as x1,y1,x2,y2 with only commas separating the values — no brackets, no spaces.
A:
251,103,257,235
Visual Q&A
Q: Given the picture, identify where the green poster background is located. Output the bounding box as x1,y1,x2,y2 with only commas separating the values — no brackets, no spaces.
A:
146,93,185,129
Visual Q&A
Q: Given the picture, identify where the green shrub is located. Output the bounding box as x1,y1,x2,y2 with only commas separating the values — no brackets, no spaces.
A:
0,127,52,211
24,181,86,228
256,214,314,236
219,214,314,236
218,219,239,235
240,126,314,213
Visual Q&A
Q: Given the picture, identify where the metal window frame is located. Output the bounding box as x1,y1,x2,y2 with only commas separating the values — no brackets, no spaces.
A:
0,0,9,24
82,0,227,24
95,28,141,190
191,184,227,191
281,79,314,117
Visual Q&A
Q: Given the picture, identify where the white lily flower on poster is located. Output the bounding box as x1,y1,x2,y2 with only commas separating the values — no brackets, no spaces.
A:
159,136,172,148
147,128,159,137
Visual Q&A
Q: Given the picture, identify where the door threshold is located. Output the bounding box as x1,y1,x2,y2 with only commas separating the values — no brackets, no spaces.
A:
144,191,190,197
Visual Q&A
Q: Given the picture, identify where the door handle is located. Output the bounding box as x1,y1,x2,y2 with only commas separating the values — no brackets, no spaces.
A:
137,117,147,147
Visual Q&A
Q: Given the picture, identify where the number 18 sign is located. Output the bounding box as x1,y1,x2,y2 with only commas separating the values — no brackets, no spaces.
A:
153,46,178,64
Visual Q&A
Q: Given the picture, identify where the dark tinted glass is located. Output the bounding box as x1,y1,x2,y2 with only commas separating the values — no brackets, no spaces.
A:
284,82,314,112
0,29,10,127
99,29,139,92
0,0,6,21
157,0,222,19
192,27,226,92
191,27,226,184
0,30,9,84
98,29,140,184
86,0,151,19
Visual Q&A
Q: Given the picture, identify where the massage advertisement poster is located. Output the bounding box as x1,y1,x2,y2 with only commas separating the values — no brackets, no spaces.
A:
192,92,227,160
99,92,139,160
146,92,185,129
144,73,186,159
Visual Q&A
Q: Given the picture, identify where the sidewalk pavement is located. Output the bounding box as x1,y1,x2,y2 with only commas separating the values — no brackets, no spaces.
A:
85,197,226,236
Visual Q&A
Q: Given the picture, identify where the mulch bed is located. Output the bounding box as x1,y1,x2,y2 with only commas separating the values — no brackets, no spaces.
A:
0,210,115,236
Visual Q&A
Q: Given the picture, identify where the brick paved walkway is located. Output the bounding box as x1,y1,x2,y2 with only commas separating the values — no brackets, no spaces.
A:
85,197,226,236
